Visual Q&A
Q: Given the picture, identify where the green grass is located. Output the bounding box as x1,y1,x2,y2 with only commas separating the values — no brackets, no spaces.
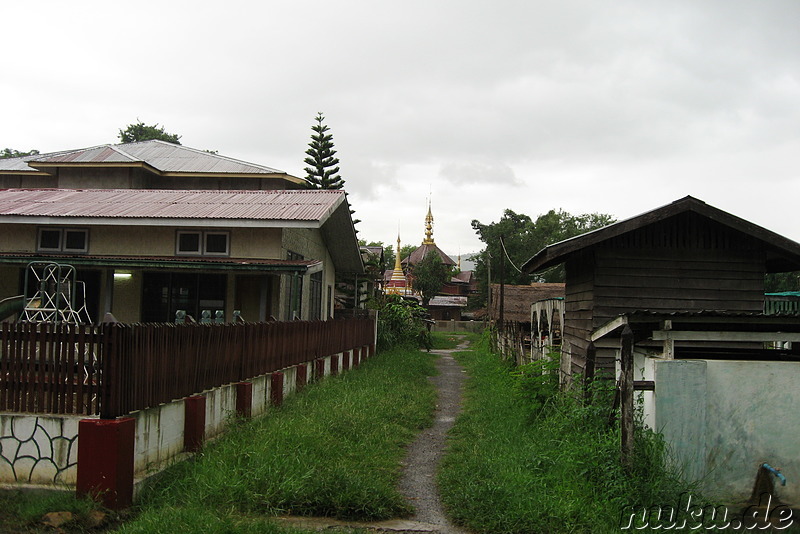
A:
438,335,695,534
429,331,472,350
117,344,438,533
0,489,109,532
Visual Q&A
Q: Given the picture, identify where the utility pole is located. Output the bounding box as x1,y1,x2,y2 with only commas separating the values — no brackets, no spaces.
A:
498,235,505,333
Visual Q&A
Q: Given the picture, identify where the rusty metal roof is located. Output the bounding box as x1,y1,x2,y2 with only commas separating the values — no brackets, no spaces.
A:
0,188,345,223
1,140,291,176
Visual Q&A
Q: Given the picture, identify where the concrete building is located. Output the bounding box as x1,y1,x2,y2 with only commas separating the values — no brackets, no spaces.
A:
0,142,362,323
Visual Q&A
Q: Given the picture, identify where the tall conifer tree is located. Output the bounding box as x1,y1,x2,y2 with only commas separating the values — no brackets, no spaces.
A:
303,113,344,189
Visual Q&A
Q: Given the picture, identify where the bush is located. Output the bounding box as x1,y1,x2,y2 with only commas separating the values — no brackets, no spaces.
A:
368,295,431,351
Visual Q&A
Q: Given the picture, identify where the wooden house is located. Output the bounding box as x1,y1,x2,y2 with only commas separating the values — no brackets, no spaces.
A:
521,196,800,505
521,196,800,375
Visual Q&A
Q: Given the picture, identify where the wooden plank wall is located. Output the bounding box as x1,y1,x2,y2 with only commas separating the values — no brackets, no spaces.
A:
563,214,768,376
564,250,595,375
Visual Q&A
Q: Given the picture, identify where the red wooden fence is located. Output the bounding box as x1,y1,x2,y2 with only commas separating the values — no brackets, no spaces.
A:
0,317,375,419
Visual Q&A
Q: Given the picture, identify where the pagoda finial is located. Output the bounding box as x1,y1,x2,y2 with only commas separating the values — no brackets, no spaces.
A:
422,200,435,245
394,234,403,271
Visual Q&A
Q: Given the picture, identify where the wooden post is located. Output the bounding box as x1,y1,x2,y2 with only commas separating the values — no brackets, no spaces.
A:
498,235,505,334
620,325,634,467
584,342,596,402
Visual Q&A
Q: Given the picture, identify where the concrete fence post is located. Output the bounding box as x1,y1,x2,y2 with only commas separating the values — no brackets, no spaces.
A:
236,382,252,418
184,395,206,453
76,417,135,510
296,364,308,391
270,372,284,406
314,358,325,381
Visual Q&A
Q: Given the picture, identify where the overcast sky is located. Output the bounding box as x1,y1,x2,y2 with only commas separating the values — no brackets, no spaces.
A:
3,1,799,260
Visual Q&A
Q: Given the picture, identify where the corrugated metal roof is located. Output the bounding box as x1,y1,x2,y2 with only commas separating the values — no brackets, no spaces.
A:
0,188,344,222
3,140,287,175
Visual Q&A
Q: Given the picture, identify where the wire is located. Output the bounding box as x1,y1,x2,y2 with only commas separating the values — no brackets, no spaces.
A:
499,236,523,273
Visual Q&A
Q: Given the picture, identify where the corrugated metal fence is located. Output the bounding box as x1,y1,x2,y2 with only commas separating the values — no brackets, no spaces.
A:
0,317,375,419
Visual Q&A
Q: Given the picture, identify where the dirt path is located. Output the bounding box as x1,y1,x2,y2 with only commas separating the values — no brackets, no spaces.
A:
394,341,470,533
277,339,471,533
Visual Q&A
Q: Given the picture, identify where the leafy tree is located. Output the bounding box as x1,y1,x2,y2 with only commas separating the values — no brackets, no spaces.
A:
411,252,451,306
118,121,181,144
303,112,344,190
765,272,800,293
1,148,39,159
471,208,615,305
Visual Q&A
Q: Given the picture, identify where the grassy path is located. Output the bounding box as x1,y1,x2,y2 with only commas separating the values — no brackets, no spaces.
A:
117,343,439,533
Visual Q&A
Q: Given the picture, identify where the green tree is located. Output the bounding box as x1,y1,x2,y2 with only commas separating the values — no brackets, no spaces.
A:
411,253,451,306
118,121,181,144
1,148,39,159
303,112,344,190
765,272,800,292
471,208,615,305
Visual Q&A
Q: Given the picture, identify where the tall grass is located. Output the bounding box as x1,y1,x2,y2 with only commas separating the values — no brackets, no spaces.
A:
438,334,695,533
118,344,437,533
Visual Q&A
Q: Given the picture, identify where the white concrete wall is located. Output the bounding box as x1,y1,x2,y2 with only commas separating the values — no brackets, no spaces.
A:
133,401,186,475
0,414,81,486
1,351,353,492
655,360,800,506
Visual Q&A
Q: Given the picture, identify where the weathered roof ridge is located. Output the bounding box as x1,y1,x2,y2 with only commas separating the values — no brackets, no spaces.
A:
3,139,294,177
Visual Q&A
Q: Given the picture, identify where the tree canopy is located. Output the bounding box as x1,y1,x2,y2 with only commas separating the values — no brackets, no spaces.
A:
118,121,181,144
411,252,451,306
470,208,615,304
303,113,344,190
1,148,39,159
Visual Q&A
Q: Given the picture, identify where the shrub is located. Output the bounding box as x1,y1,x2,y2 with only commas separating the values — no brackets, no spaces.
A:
368,295,431,350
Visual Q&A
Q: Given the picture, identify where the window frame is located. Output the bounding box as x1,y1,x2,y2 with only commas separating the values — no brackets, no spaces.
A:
176,230,230,257
203,231,230,256
37,227,89,254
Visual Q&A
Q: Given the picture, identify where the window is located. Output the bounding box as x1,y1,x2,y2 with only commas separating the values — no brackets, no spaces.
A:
177,232,201,254
37,228,88,253
176,230,229,256
204,232,229,255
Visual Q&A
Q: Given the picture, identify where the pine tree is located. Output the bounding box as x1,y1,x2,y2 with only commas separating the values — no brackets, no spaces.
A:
303,113,345,190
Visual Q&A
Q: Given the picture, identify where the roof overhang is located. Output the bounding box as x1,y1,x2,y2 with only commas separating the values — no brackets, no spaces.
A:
0,215,328,229
591,311,800,344
0,253,318,273
319,195,364,275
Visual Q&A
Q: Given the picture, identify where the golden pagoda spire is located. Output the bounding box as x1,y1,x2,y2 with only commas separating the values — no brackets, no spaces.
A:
422,200,435,245
386,233,409,295
394,234,403,272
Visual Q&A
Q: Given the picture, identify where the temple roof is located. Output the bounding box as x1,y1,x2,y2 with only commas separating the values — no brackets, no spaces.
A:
402,243,456,267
